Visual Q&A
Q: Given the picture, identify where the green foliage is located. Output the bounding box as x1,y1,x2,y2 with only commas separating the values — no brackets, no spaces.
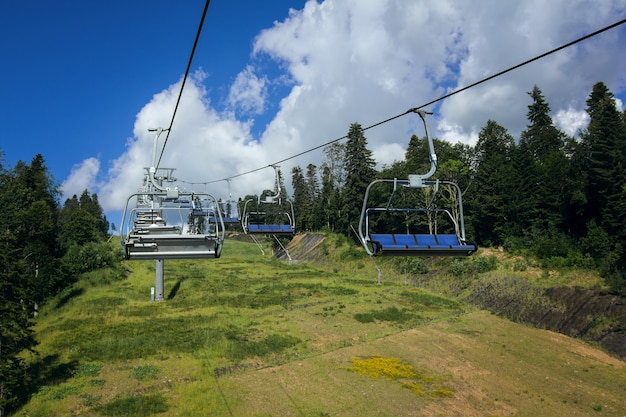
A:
62,241,119,275
447,254,498,276
341,123,376,236
0,153,116,416
394,257,429,275
469,120,518,246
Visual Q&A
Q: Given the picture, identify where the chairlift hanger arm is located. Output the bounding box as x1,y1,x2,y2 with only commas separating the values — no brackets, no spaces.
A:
260,165,282,203
411,110,437,183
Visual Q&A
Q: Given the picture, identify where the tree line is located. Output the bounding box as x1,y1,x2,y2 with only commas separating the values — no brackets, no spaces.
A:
0,154,114,415
285,82,625,292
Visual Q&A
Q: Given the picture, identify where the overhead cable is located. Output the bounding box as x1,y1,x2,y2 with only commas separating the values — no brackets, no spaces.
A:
155,0,212,170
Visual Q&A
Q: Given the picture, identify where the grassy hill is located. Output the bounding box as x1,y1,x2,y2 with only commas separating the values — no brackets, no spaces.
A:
16,234,626,416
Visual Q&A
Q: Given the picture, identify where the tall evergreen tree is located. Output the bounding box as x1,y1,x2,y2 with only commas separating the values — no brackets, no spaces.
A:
0,238,38,416
469,120,517,246
0,155,40,415
583,82,626,239
313,165,338,231
3,155,63,303
340,123,376,237
517,86,569,235
59,190,109,250
291,166,311,231
305,163,319,210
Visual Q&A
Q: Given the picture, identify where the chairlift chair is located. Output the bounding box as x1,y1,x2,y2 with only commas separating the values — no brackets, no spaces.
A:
219,199,241,224
358,110,477,257
121,190,225,260
241,196,296,235
240,165,296,235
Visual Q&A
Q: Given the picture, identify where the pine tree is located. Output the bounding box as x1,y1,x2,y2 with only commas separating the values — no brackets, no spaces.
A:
517,86,569,236
469,120,517,246
3,155,64,303
305,164,319,211
313,165,335,230
340,123,376,237
291,166,310,231
583,82,626,238
0,159,38,416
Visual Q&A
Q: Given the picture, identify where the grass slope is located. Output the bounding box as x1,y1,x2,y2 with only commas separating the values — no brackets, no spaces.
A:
17,235,626,416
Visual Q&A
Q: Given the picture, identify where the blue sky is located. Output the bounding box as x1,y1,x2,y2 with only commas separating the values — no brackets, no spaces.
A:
1,0,300,184
1,1,625,228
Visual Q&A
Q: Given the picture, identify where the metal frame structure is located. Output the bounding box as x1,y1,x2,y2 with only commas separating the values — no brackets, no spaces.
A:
219,179,241,225
120,128,224,261
240,165,296,236
358,110,477,257
121,189,224,260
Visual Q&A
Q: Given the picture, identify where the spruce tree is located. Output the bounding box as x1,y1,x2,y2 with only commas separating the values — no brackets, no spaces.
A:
583,82,626,238
470,120,517,246
341,123,376,237
517,86,569,236
291,166,310,231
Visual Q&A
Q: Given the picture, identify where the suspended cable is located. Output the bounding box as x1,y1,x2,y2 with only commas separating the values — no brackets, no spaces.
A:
194,17,626,186
155,0,212,170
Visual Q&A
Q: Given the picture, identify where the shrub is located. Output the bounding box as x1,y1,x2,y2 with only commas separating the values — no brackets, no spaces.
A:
62,242,117,275
475,255,498,273
394,257,429,275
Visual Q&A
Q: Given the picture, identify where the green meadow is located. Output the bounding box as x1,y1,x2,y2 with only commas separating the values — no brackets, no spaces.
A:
17,235,626,416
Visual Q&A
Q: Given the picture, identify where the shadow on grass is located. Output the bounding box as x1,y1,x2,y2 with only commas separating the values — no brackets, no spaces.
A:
55,287,85,309
167,279,183,300
94,393,169,416
7,354,79,416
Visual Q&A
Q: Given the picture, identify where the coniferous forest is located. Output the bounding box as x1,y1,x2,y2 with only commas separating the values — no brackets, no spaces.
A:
288,82,626,293
1,81,625,415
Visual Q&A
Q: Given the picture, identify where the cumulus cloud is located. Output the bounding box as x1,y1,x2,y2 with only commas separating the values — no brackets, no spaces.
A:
554,108,590,137
227,65,268,115
60,157,100,202
78,0,626,220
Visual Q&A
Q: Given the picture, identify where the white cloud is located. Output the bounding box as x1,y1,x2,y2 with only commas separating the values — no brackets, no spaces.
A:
60,157,100,202
437,119,479,145
227,65,267,115
96,75,272,213
80,0,626,222
554,108,590,137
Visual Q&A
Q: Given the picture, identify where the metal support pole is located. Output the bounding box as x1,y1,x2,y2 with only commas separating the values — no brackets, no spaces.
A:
155,259,164,301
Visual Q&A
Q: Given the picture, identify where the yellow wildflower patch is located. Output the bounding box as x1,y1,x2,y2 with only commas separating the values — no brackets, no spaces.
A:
347,355,417,380
344,355,455,399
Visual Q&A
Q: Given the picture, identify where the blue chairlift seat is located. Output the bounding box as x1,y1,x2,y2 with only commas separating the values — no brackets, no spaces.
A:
369,233,476,257
246,223,294,235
